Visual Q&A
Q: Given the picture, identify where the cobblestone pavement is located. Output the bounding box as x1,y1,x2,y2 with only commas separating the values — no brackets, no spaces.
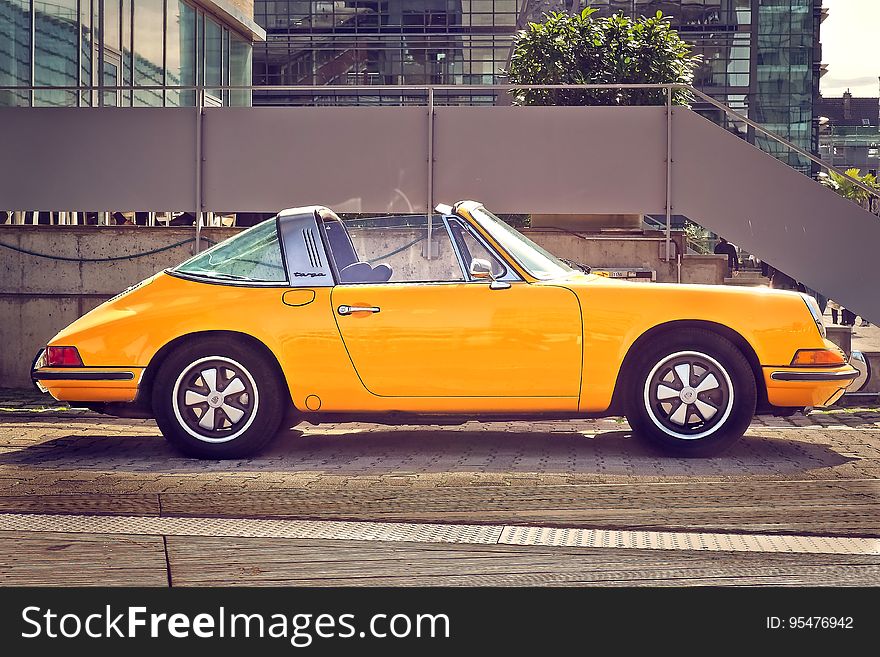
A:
1,390,879,537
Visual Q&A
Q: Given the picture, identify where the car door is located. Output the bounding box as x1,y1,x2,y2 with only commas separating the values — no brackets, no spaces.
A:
331,282,582,404
327,214,583,407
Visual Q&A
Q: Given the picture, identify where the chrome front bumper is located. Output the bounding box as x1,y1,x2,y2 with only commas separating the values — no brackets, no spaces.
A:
770,369,859,383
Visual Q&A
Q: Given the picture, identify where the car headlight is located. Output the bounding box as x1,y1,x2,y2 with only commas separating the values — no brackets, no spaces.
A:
800,293,827,338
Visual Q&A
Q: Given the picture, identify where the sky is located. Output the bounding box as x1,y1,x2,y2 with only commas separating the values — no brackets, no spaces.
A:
820,0,880,98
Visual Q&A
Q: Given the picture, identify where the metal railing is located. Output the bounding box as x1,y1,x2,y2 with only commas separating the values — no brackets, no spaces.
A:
3,82,878,261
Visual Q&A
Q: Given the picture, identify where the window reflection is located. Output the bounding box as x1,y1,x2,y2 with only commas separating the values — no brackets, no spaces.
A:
230,34,253,107
166,0,197,106
205,16,222,103
133,0,164,106
0,0,31,107
34,0,78,107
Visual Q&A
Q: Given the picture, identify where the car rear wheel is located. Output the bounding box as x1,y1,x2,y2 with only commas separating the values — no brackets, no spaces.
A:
153,339,285,458
625,329,756,457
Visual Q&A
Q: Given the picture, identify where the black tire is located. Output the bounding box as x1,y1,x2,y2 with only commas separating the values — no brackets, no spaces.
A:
152,338,286,458
625,328,756,457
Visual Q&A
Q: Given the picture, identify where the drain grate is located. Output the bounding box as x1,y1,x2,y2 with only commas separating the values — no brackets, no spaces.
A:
1,513,879,556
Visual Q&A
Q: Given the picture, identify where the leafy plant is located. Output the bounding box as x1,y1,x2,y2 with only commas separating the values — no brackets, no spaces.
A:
506,8,701,107
683,219,711,254
497,213,531,228
818,168,880,213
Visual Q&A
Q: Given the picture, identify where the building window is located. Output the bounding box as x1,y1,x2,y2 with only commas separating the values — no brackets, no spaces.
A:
0,0,254,108
133,0,164,106
166,0,197,106
0,0,32,107
204,15,222,103
34,0,79,107
230,33,252,107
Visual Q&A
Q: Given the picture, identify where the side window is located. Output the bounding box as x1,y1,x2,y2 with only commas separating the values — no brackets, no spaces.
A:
331,216,466,283
174,218,286,282
448,218,509,279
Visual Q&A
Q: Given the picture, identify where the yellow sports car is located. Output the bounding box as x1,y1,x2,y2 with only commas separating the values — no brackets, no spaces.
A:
32,201,857,458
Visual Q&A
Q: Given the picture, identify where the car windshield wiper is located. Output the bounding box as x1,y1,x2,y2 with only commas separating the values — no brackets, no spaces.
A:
560,258,591,274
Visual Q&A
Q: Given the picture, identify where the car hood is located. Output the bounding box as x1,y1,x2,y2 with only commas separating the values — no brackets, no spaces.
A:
557,273,803,302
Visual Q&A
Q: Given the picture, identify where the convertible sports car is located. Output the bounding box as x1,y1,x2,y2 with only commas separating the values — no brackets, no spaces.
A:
32,201,857,458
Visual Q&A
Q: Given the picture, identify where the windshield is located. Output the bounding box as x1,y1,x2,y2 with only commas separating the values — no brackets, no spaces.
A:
468,206,574,280
173,218,287,282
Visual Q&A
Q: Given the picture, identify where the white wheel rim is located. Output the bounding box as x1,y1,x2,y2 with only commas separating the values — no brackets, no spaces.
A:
171,356,260,444
642,350,735,440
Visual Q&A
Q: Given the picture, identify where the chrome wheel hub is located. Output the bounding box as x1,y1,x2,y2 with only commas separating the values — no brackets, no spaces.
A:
679,386,697,404
644,351,734,440
172,356,259,444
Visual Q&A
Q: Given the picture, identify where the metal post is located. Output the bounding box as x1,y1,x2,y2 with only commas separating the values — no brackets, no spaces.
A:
194,88,204,253
426,86,435,259
664,85,673,263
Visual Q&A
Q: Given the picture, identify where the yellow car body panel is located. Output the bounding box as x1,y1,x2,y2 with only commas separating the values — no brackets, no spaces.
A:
564,277,839,411
330,281,582,401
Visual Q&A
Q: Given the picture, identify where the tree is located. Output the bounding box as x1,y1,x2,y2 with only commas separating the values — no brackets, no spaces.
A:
818,168,880,214
506,8,701,107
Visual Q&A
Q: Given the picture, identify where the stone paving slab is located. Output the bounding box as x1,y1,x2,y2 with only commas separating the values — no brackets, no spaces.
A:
1,390,879,536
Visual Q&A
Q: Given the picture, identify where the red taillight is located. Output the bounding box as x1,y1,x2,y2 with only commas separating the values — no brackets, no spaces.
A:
46,346,84,367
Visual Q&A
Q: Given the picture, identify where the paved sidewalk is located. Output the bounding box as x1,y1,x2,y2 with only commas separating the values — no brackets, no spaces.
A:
852,321,880,353
0,390,878,530
2,390,879,585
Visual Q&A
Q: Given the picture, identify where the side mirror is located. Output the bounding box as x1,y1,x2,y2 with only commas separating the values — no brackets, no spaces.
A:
469,258,511,290
469,258,494,280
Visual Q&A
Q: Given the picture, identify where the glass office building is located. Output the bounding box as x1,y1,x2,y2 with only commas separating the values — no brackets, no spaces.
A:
253,1,518,86
252,1,520,104
818,92,880,178
0,0,256,107
252,1,823,168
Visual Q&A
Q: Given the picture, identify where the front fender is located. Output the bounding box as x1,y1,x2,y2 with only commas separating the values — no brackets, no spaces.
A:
568,281,823,412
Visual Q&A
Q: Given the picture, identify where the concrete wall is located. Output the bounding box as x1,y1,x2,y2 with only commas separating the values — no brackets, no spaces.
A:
525,230,726,285
0,225,726,389
348,227,462,281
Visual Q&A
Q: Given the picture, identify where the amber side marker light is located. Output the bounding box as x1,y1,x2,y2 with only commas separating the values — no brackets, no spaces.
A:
790,348,846,367
46,346,84,367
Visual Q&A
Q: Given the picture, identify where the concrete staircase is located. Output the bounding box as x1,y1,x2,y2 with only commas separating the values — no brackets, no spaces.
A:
723,270,771,287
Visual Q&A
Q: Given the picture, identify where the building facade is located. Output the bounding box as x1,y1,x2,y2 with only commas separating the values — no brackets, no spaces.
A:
817,91,880,176
251,1,824,168
0,0,264,107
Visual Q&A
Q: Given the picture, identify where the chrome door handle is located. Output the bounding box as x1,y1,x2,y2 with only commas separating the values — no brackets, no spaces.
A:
337,305,380,316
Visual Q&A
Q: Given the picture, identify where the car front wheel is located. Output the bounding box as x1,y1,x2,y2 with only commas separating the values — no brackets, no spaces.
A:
625,329,756,457
153,339,285,458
